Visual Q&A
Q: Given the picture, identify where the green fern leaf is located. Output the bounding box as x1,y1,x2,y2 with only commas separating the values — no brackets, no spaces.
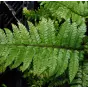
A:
69,51,79,83
0,18,86,83
56,49,70,77
40,1,88,24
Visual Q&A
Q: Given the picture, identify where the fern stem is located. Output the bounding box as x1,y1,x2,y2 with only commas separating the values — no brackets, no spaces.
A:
0,44,84,51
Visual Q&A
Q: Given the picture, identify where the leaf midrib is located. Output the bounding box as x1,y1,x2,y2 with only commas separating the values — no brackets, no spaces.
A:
0,44,83,51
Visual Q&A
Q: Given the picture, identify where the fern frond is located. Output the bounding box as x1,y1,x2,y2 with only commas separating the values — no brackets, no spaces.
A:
70,59,88,87
82,60,88,87
70,63,82,87
0,18,86,83
69,51,79,82
40,1,88,24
